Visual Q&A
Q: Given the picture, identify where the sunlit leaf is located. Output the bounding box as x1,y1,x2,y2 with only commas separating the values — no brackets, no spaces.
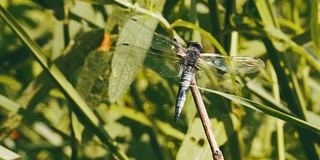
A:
176,118,212,160
0,145,20,160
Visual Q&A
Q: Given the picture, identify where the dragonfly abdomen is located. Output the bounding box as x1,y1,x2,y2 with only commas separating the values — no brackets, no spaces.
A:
175,67,194,122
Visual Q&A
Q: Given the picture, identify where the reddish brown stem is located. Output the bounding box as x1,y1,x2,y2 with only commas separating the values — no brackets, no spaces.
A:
190,75,224,160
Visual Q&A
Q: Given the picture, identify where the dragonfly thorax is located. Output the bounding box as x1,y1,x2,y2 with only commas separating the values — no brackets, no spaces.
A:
187,41,203,51
181,42,202,67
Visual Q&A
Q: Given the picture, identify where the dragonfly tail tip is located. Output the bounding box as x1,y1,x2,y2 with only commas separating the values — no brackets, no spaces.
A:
174,116,180,123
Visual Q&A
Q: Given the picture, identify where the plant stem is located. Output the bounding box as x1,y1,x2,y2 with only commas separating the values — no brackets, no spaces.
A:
190,75,224,160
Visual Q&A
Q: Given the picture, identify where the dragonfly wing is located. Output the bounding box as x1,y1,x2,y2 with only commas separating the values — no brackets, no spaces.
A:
110,17,185,102
115,43,182,77
121,18,187,55
195,68,241,94
199,53,265,74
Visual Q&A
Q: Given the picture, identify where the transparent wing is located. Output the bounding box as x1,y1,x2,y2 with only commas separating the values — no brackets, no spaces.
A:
121,18,187,56
195,67,241,94
194,53,264,93
115,43,182,77
199,53,265,74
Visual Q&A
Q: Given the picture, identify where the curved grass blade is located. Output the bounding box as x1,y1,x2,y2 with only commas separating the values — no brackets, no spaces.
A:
255,0,320,158
0,145,20,160
0,6,129,160
109,105,185,140
170,19,227,55
197,87,320,134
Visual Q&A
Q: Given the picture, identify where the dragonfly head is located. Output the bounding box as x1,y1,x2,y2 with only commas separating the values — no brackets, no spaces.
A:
187,41,203,52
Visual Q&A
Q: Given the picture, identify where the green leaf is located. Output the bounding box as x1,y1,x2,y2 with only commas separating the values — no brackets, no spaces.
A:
0,94,21,113
170,19,227,55
197,87,320,134
0,145,20,160
176,118,212,160
310,0,320,55
109,105,185,140
75,49,111,107
0,5,128,160
177,115,239,159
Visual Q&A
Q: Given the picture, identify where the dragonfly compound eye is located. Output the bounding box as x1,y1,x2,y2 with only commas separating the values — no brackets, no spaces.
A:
187,41,203,51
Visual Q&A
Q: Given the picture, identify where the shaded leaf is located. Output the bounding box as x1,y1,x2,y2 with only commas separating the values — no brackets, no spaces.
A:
198,87,320,134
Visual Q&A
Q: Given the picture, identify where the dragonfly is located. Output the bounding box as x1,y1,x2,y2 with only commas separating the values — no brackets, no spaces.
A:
114,18,265,122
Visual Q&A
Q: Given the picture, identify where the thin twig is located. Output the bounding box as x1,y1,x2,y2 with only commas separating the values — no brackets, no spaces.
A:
190,75,224,160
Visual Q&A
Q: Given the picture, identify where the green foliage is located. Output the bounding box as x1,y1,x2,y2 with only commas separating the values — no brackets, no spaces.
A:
0,0,319,159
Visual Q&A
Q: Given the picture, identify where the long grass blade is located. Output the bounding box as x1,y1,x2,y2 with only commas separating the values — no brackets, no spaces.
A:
0,5,129,160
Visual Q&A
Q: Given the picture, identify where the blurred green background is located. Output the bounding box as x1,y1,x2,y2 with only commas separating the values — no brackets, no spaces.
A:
0,0,319,159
